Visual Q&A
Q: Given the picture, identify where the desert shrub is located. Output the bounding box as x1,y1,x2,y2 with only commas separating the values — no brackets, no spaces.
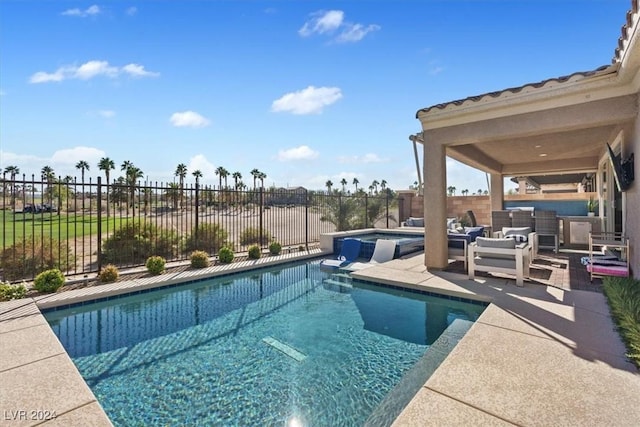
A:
33,269,65,293
190,250,211,268
218,246,235,264
184,223,229,254
0,236,76,281
0,281,28,301
248,244,261,260
146,256,166,275
98,264,120,283
269,241,282,255
603,276,640,368
102,221,180,265
239,227,272,246
298,245,305,252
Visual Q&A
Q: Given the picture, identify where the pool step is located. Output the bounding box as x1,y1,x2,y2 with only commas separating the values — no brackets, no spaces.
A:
322,278,353,289
262,337,307,362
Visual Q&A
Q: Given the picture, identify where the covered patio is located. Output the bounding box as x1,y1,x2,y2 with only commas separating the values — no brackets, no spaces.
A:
413,4,639,277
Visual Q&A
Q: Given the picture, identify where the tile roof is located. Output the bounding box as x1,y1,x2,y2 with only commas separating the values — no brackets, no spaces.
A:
614,0,639,63
416,1,637,118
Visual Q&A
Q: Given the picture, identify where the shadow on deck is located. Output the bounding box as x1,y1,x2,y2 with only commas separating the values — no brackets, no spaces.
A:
446,249,603,292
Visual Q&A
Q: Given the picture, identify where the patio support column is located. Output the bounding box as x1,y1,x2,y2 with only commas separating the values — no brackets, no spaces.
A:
489,173,504,212
423,137,448,269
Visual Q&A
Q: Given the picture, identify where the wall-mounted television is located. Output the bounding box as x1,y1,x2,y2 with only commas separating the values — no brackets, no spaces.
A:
606,143,634,192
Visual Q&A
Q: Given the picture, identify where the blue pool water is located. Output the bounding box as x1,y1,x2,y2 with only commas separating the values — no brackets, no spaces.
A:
44,261,485,426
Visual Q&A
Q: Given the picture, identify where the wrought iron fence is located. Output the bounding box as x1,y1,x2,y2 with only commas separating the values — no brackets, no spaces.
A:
0,174,397,282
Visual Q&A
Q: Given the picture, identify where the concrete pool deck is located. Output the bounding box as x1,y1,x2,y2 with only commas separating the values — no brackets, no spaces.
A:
1,250,639,426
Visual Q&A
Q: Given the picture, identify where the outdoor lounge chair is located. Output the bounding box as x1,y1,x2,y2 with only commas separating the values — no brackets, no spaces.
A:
448,226,485,269
468,236,532,287
346,239,397,271
320,238,362,269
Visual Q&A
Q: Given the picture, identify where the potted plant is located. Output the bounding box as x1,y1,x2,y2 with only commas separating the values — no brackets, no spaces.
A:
587,196,598,217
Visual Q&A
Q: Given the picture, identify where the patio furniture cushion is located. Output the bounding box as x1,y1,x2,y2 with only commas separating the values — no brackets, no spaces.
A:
476,237,516,249
586,263,629,277
476,237,517,260
502,226,532,242
405,217,424,227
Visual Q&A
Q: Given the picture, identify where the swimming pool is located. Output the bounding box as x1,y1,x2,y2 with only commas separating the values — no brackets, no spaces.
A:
44,261,485,426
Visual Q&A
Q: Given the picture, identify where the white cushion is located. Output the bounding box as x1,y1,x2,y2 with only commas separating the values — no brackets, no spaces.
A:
502,227,531,241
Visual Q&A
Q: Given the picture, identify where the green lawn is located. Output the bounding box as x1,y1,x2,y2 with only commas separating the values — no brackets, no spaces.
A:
0,211,126,243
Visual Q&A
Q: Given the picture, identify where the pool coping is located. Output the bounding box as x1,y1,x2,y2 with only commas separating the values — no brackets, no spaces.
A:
2,250,640,426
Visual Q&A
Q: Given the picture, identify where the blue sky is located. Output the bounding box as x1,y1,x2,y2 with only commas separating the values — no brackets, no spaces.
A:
0,1,630,192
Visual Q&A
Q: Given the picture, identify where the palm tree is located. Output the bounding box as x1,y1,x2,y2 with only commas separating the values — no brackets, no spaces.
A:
232,171,242,190
98,157,115,216
175,163,188,208
340,178,347,193
380,179,387,191
352,177,359,193
120,161,142,215
120,160,133,178
325,180,333,193
75,160,90,183
4,165,20,210
368,184,375,194
192,169,203,184
41,165,55,204
371,180,380,194
462,189,469,196
126,166,144,216
250,168,261,190
166,182,181,209
258,172,267,189
175,163,188,187
215,166,229,189
98,157,115,184
75,160,90,212
447,186,456,196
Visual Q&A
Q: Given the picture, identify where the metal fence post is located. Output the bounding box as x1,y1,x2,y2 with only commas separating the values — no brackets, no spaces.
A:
365,194,369,227
97,177,102,271
194,182,199,248
259,187,264,247
386,191,390,228
305,189,309,249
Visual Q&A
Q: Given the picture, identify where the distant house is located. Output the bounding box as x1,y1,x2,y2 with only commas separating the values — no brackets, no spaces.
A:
265,186,308,206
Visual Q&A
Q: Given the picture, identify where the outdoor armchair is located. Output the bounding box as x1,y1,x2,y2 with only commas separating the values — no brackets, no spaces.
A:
468,236,531,287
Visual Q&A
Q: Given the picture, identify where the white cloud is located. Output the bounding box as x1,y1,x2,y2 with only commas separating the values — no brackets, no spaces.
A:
169,111,211,128
29,60,159,84
51,146,106,166
271,86,342,115
336,23,381,43
187,154,216,180
299,10,379,43
75,60,119,80
62,5,101,17
122,63,159,77
338,153,385,164
125,7,137,16
277,145,319,161
98,110,115,118
299,10,344,37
